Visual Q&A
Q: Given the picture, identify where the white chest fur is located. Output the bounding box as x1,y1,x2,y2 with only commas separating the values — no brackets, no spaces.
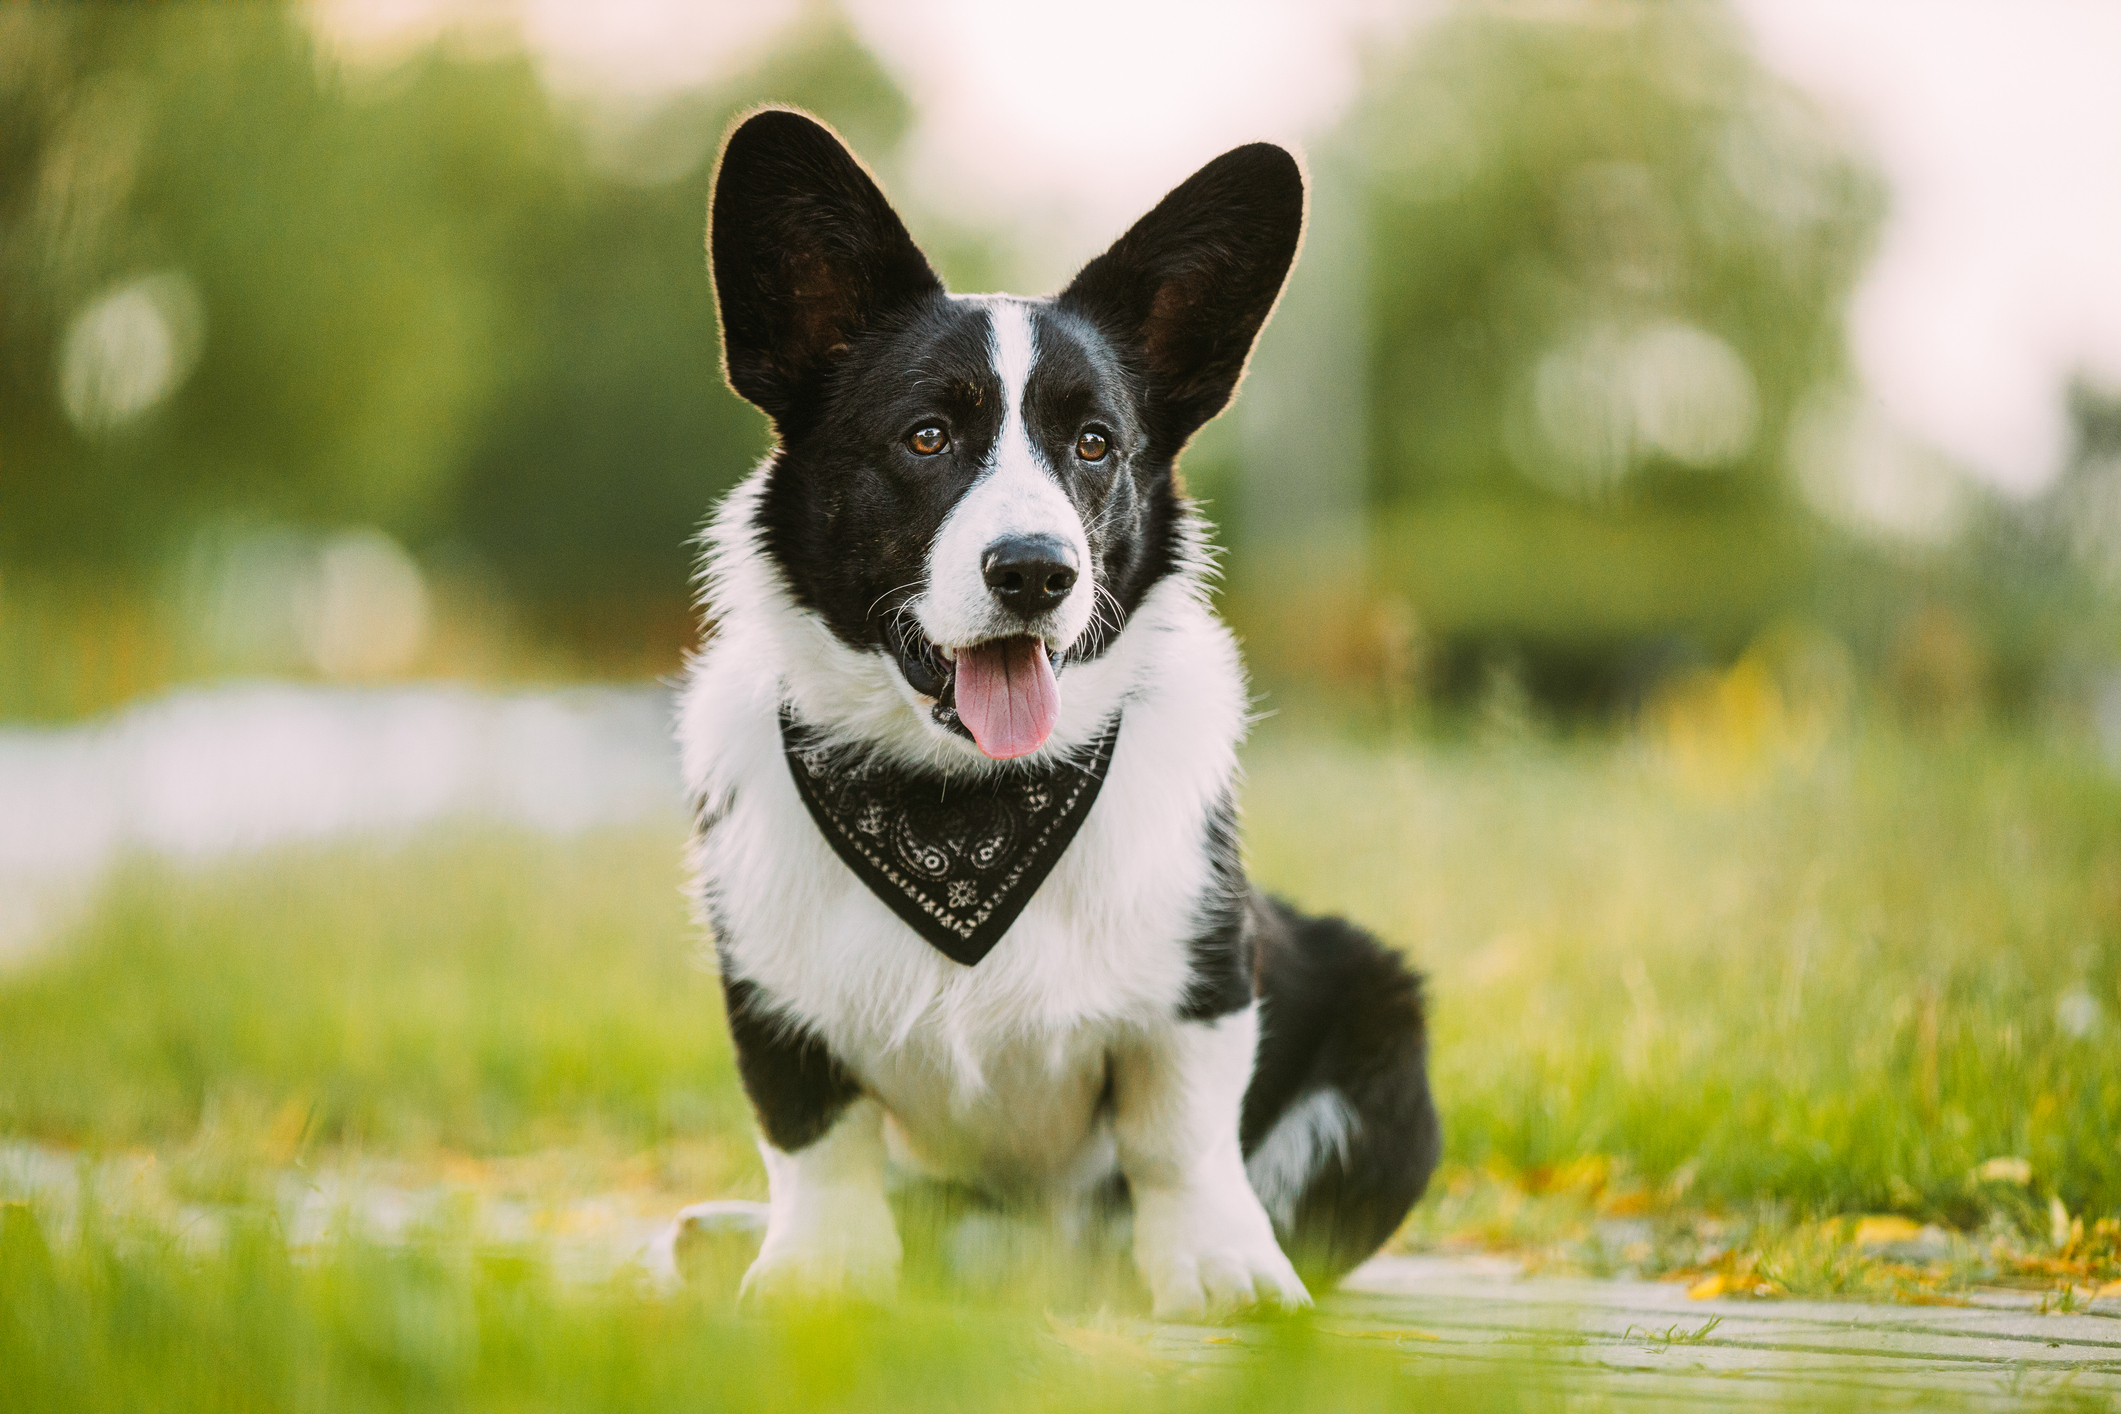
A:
677,473,1248,1197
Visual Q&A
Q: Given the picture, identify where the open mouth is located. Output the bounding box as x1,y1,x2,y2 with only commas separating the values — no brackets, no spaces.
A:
889,620,1062,760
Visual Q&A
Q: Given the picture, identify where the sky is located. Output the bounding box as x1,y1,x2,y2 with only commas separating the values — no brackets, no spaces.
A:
315,0,2121,497
1735,0,2121,495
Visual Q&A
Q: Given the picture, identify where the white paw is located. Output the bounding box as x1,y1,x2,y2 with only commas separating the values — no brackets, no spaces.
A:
737,1229,901,1306
1132,1189,1310,1320
1138,1239,1309,1320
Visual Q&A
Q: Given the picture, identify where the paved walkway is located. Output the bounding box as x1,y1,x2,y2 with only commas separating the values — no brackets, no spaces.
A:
1299,1254,2121,1407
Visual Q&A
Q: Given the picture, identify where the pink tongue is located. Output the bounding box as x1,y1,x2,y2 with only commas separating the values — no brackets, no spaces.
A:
953,637,1060,759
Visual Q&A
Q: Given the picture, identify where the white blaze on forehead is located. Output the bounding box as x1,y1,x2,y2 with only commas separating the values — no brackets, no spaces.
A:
989,296,1036,414
917,299,1095,654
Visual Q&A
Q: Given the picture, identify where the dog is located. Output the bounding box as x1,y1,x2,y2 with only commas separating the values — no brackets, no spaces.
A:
676,109,1438,1319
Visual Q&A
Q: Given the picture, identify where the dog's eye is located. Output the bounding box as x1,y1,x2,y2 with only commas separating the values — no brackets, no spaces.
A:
1075,430,1109,462
907,426,948,456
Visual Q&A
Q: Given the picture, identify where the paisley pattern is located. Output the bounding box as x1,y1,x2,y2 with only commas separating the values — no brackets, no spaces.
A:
779,708,1122,966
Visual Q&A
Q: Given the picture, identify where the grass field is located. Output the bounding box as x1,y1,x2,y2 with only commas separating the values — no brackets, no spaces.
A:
4,694,2119,1407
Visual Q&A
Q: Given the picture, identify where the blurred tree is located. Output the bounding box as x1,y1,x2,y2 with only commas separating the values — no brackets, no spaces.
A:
1255,1,1887,708
0,4,911,666
444,18,914,652
3,7,550,560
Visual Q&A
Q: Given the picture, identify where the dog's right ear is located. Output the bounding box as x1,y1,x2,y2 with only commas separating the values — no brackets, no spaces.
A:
709,109,941,430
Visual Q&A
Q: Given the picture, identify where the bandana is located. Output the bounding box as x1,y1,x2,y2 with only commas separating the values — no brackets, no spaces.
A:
779,706,1122,966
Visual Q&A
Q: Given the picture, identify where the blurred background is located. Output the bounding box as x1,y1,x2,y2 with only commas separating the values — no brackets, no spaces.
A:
6,5,2121,1371
9,0,2121,730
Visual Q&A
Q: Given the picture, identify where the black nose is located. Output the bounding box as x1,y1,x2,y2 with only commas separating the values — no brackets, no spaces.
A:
982,535,1078,616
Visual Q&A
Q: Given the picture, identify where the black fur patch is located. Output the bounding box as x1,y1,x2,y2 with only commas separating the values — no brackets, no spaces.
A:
719,973,862,1153
1240,897,1441,1282
1176,794,1256,1021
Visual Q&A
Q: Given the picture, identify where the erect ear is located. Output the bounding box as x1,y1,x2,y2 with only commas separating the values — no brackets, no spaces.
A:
709,109,942,429
1057,143,1305,454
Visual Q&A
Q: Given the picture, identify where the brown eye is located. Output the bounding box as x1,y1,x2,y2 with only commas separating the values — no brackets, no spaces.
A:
907,426,948,456
1076,430,1109,462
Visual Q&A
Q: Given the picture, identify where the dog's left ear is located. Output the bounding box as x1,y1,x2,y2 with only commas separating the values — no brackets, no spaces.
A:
710,108,943,432
1058,144,1304,455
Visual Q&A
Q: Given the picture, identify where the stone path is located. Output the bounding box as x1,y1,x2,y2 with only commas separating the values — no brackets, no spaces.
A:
1293,1253,2121,1408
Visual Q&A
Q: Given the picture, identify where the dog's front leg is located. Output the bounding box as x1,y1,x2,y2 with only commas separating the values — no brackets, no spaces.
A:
744,1097,901,1302
722,977,899,1302
1111,1005,1309,1319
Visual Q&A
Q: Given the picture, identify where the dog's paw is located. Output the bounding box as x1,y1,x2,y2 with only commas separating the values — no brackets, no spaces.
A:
1132,1188,1310,1321
1138,1239,1309,1321
737,1230,901,1307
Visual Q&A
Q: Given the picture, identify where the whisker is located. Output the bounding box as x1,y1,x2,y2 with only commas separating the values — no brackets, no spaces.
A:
866,579,927,622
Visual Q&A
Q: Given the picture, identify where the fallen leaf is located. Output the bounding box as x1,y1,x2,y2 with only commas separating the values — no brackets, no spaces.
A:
1599,1189,1654,1218
1853,1216,1924,1248
2095,1280,2121,1300
1687,1274,1729,1300
1974,1156,2032,1185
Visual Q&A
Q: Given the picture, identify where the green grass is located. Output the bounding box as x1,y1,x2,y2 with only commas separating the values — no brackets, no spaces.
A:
0,1201,1491,1414
1245,722,2121,1224
13,714,2113,1222
3,714,2119,1403
0,1201,2090,1414
0,831,741,1158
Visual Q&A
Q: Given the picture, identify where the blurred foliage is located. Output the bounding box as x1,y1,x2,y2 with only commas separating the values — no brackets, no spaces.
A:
1352,6,1880,508
0,3,908,640
0,2,2116,719
1239,4,1871,705
1225,2,2117,716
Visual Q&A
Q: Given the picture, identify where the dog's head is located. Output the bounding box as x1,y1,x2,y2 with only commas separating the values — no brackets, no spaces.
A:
710,109,1302,760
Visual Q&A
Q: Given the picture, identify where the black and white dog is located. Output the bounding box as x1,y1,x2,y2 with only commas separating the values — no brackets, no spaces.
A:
677,109,1438,1319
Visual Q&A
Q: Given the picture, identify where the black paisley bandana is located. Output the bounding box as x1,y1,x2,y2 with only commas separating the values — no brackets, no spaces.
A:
779,707,1123,967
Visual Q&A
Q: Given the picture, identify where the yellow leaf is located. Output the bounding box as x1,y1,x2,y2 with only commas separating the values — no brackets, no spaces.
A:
1974,1156,2032,1185
1853,1216,1924,1248
1687,1274,1729,1300
2094,1280,2121,1300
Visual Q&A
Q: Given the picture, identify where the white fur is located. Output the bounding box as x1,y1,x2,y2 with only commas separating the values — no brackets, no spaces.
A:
919,299,1096,656
679,318,1300,1314
1114,1005,1310,1317
742,1100,901,1301
1244,1086,1361,1229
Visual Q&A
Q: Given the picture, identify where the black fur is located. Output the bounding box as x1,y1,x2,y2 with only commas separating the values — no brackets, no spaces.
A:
1176,794,1254,1021
719,974,862,1153
1241,898,1441,1282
